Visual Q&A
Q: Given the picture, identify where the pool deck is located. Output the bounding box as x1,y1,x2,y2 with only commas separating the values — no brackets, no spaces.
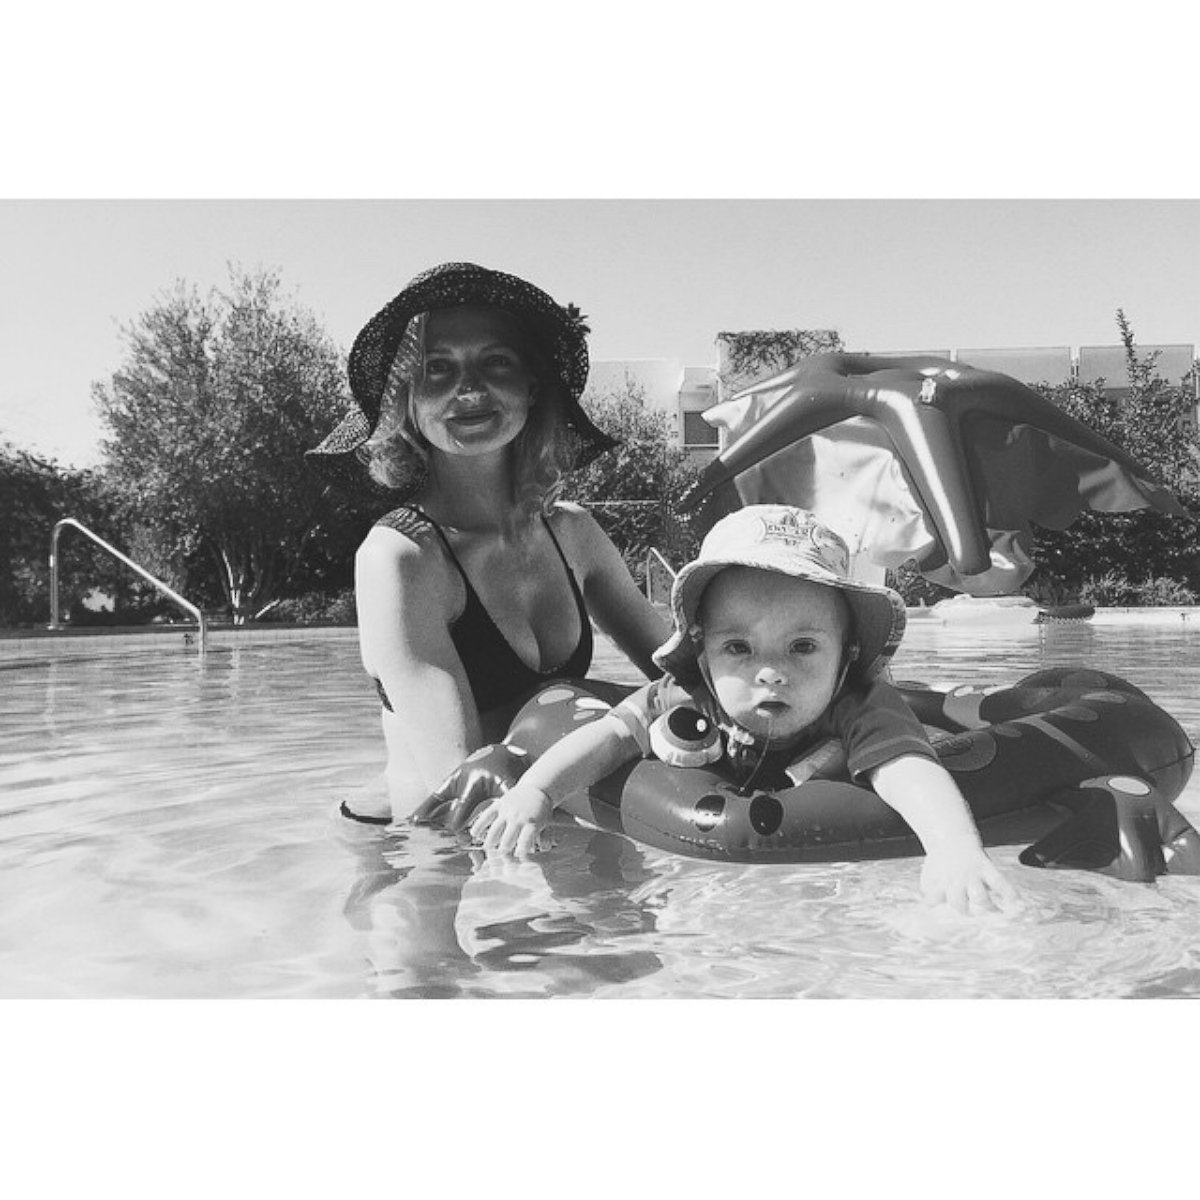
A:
907,605,1200,627
0,623,359,658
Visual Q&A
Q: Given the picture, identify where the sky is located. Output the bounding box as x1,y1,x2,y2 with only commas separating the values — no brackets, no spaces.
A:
4,197,1200,466
5,2,1200,473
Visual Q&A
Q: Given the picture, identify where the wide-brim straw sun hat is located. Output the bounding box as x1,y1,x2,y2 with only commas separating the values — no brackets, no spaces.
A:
653,505,907,687
306,261,618,496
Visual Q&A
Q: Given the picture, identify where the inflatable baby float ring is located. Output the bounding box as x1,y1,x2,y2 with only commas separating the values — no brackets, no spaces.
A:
418,669,1200,883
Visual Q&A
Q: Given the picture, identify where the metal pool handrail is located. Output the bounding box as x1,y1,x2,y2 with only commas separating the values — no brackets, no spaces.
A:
644,547,677,603
48,518,208,650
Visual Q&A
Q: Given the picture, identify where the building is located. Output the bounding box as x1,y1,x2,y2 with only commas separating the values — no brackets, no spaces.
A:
582,358,717,459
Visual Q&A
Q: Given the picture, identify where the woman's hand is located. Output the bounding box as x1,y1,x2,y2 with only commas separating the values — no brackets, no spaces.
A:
470,783,555,859
920,836,1022,915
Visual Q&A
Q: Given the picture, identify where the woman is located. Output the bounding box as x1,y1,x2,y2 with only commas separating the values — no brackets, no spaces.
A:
308,262,668,823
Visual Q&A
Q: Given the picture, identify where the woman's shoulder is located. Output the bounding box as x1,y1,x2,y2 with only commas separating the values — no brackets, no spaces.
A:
545,500,608,555
546,498,590,525
358,507,445,572
373,505,439,540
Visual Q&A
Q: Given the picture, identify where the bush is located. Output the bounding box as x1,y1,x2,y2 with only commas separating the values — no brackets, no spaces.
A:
1134,577,1198,606
259,588,356,625
886,559,956,606
1076,571,1137,607
1021,572,1082,608
1076,571,1197,608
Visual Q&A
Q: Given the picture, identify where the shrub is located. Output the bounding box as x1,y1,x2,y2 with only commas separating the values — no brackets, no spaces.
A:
1076,572,1197,608
1021,573,1082,608
1076,571,1138,608
886,559,956,606
259,588,356,625
1132,577,1197,606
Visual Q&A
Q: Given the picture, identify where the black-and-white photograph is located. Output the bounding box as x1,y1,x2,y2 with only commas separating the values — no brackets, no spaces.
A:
5,5,1200,1196
6,197,1199,1001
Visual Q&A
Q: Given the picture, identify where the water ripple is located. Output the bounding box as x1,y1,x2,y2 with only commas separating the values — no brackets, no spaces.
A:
2,627,1199,998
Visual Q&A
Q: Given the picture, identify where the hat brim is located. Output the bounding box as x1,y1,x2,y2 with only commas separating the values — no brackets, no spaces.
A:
303,406,400,497
653,557,906,688
349,262,591,420
306,262,617,499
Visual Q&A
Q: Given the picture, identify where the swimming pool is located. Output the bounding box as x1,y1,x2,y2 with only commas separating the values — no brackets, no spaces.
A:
2,621,1198,998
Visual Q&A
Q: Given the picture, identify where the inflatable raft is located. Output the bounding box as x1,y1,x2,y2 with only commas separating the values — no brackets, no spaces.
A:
912,595,1095,626
419,668,1200,882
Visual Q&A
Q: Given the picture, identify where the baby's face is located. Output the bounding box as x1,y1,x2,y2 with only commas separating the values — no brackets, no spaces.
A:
697,568,850,743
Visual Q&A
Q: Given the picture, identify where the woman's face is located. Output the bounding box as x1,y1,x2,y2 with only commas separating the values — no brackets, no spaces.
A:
411,306,537,457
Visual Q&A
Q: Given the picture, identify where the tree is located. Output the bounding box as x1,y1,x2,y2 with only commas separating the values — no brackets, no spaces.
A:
566,375,703,581
717,328,844,397
1027,311,1200,597
94,267,368,623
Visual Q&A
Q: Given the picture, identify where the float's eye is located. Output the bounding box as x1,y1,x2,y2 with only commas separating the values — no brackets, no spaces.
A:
650,707,723,768
666,707,711,742
748,794,784,836
692,794,726,833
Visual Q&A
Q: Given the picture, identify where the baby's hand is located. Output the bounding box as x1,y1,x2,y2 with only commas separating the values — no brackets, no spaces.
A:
469,784,554,859
920,837,1022,915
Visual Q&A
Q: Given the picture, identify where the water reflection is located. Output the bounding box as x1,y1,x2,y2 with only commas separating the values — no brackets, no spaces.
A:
339,819,663,998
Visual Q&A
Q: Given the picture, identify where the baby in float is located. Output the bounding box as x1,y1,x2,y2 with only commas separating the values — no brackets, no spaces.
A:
471,505,1020,914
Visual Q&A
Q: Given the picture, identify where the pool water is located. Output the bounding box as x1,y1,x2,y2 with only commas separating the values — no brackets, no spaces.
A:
2,623,1199,998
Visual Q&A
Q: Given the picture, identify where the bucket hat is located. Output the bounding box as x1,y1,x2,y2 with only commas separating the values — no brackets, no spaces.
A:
305,262,618,496
654,505,907,687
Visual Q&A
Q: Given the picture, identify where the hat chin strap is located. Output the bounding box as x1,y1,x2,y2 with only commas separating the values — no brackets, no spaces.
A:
833,642,859,697
695,643,737,736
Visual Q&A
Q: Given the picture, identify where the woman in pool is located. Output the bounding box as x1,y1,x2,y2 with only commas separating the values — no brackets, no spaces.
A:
308,262,668,823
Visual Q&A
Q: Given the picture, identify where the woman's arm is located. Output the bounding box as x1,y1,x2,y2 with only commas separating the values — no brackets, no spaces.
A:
355,524,482,817
552,503,670,679
869,755,1021,914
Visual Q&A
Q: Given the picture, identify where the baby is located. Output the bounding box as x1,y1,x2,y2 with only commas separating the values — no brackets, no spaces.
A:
472,505,1019,914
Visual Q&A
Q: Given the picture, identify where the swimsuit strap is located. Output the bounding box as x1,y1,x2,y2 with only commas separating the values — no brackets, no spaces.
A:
415,507,587,624
540,514,589,615
414,508,473,591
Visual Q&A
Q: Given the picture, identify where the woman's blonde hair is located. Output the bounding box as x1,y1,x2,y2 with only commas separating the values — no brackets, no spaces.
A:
363,310,577,515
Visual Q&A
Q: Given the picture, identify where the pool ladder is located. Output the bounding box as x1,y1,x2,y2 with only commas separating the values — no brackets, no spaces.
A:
644,547,677,606
48,518,208,650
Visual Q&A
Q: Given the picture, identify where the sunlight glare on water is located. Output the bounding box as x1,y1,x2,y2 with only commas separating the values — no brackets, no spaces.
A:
1,620,1198,999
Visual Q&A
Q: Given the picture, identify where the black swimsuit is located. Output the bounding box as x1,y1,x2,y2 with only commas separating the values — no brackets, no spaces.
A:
372,506,593,716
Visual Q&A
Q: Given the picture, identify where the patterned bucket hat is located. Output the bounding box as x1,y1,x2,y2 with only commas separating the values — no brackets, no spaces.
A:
654,505,907,686
305,261,618,496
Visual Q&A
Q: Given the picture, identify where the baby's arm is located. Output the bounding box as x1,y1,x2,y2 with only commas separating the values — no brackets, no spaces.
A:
869,756,1021,914
470,714,641,858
